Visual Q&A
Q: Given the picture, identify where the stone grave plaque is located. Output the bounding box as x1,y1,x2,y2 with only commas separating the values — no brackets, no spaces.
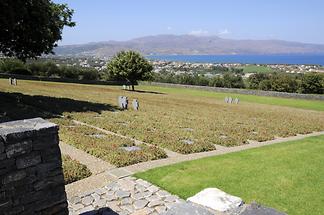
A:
182,139,194,145
120,146,141,152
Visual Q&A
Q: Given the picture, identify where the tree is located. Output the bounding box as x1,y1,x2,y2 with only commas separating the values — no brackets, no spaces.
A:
0,58,26,73
300,73,324,94
107,51,153,90
248,73,269,89
0,0,75,61
223,73,245,88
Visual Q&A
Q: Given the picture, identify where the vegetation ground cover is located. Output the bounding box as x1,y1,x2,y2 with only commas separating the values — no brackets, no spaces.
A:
62,155,92,185
140,84,324,111
241,65,274,73
1,79,324,155
136,135,324,215
52,118,167,167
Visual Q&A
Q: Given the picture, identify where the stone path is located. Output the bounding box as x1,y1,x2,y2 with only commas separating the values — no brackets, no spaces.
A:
60,142,115,174
60,141,117,198
68,176,185,215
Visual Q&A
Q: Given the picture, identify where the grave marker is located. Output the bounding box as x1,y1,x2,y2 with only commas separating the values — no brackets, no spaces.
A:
122,96,128,109
132,99,139,111
120,146,142,152
182,139,194,145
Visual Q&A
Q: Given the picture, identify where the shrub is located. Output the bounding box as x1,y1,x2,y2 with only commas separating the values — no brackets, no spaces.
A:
9,68,32,76
62,155,91,184
299,73,324,94
0,58,26,73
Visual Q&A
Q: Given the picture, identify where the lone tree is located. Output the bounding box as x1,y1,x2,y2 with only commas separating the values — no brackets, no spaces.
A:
0,0,75,61
107,51,153,90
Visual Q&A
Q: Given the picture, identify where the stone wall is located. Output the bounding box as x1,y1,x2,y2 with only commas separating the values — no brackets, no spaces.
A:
0,73,126,86
0,118,68,215
148,82,324,101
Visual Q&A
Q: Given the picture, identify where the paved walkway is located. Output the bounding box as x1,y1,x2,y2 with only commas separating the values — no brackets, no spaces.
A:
68,176,185,215
60,142,115,175
60,142,116,198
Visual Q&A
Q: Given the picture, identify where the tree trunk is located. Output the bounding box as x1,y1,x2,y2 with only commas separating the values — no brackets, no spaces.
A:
132,85,135,91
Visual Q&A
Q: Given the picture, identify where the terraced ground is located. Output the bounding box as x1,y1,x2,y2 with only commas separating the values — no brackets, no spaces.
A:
51,118,166,167
1,79,324,161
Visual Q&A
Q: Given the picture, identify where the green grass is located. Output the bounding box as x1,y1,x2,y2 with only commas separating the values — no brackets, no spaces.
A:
136,135,324,215
241,65,274,73
138,84,324,111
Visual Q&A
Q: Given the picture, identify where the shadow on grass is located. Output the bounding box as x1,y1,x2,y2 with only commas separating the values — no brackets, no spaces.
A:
0,91,118,123
125,89,165,95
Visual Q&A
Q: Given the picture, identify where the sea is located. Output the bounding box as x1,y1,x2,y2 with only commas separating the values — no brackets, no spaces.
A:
147,54,324,66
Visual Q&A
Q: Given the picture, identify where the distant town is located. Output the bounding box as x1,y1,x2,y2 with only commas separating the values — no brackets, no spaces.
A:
41,55,324,77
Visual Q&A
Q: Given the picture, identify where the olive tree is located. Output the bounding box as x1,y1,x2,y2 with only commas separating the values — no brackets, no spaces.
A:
107,51,153,90
0,0,75,61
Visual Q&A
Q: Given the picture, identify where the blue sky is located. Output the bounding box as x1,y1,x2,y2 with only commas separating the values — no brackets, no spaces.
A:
53,0,324,45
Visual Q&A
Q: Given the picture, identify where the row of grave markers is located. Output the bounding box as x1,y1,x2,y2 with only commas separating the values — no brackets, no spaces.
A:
122,85,132,90
8,78,18,86
118,96,139,110
225,97,240,104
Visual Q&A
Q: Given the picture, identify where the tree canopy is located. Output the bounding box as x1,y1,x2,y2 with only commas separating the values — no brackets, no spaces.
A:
106,51,153,90
0,0,75,61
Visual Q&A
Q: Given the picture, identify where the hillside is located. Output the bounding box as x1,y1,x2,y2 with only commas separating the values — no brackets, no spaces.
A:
54,34,324,57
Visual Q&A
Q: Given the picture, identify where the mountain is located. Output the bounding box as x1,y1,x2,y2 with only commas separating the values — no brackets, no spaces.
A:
54,34,324,57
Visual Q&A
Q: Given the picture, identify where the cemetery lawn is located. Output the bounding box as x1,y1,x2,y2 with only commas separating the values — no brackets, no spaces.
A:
52,118,167,167
135,135,324,215
1,79,324,155
139,85,324,112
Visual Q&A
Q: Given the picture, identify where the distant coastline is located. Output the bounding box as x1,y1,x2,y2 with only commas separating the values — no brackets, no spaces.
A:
146,54,324,66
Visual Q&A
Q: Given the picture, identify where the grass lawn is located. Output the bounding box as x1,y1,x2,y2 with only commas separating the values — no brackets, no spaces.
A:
136,135,324,215
1,79,324,154
139,84,324,112
241,65,274,73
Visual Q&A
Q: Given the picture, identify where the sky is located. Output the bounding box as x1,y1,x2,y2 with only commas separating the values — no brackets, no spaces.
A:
53,0,324,45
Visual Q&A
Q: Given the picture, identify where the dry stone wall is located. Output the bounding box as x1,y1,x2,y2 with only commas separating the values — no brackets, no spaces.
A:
0,118,68,215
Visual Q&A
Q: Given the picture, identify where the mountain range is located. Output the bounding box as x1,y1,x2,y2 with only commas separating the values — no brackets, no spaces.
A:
54,34,324,57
